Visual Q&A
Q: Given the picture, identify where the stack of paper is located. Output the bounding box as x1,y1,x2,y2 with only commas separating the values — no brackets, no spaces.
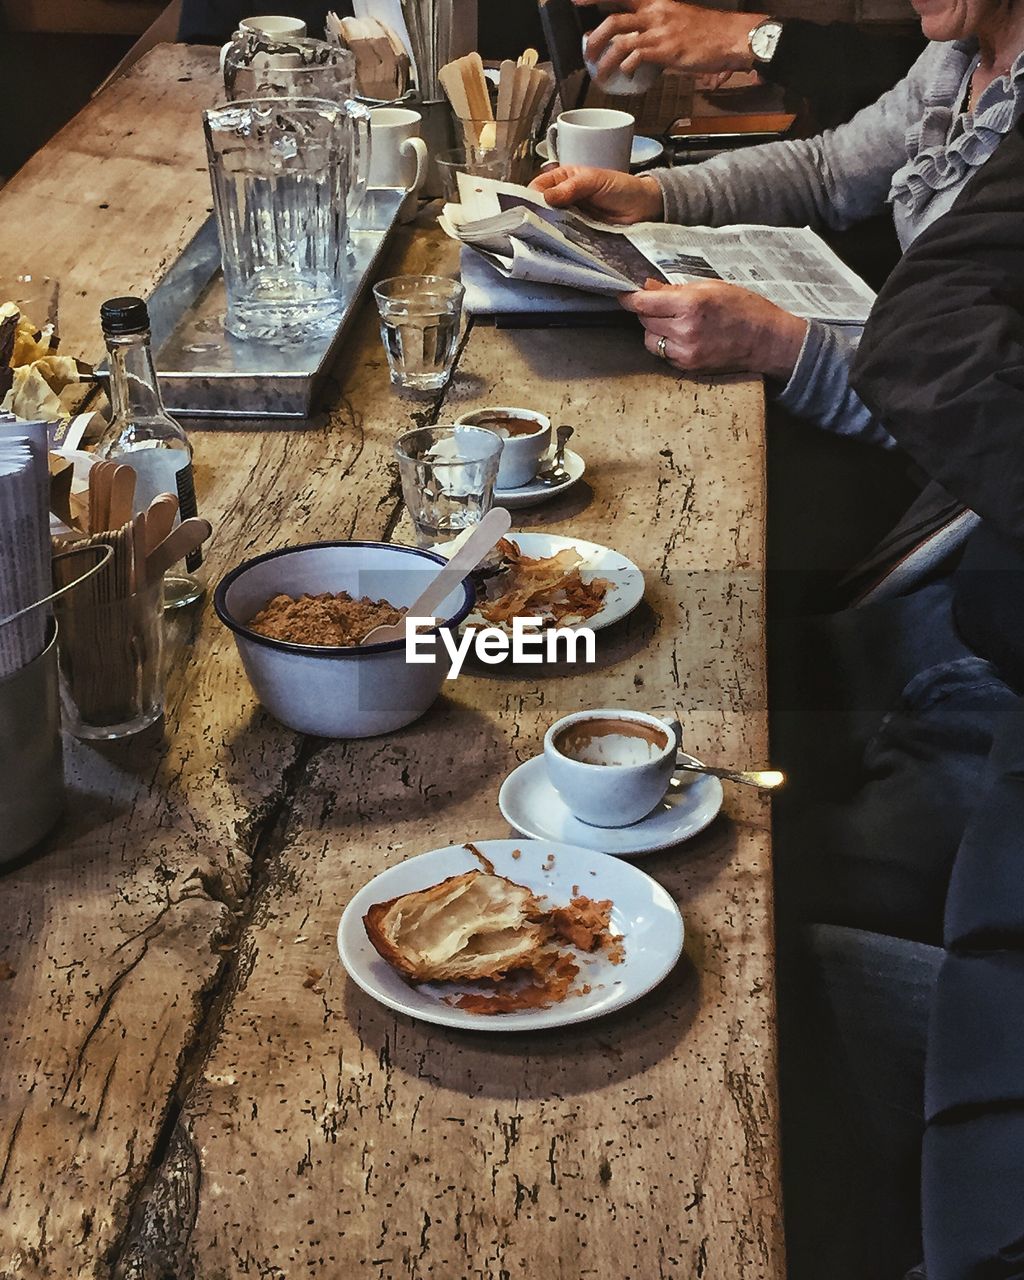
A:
0,418,51,679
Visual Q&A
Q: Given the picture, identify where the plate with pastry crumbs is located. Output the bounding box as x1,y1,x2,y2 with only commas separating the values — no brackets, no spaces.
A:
337,839,683,1031
457,534,645,634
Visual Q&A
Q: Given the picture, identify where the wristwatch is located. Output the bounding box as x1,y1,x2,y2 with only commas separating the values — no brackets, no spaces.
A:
748,18,784,67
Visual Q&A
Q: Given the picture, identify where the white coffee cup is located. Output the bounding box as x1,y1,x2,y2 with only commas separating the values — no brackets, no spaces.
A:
544,709,683,827
239,14,307,38
582,33,659,96
546,108,635,173
454,406,551,490
368,108,429,222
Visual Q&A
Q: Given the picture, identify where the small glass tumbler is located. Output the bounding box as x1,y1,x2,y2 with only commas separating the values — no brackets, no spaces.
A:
204,97,353,343
54,579,165,739
435,146,512,201
458,118,538,185
373,275,465,393
394,424,503,546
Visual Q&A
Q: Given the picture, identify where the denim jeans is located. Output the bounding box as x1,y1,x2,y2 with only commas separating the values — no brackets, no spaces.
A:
771,580,1019,944
770,579,1018,1278
782,925,942,1280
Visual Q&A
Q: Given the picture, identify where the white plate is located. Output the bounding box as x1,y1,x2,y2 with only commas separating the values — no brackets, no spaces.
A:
493,446,585,508
535,135,665,168
337,838,684,1031
463,531,645,633
499,754,723,857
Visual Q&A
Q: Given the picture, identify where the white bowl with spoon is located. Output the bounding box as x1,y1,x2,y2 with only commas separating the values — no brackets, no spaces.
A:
214,512,510,738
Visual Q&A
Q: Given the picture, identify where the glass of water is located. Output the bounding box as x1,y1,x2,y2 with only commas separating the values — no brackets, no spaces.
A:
394,424,503,546
204,98,353,344
373,275,465,392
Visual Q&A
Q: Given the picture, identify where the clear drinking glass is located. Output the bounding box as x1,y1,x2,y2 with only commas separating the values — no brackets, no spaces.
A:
435,147,513,201
373,275,464,393
221,36,371,233
394,424,503,546
457,117,538,184
204,98,352,343
54,579,165,739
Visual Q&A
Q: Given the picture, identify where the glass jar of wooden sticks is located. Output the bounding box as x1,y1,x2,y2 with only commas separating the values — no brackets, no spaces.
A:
52,520,165,740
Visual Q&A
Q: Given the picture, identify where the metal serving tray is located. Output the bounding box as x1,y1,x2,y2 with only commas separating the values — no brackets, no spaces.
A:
141,188,404,420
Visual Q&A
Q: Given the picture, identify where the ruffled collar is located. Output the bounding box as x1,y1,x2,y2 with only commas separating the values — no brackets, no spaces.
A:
890,38,1024,215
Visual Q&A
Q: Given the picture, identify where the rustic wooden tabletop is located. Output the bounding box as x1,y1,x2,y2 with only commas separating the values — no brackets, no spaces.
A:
0,45,782,1280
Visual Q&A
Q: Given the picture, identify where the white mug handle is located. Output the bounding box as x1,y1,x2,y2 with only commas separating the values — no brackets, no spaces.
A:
401,136,428,197
546,122,559,164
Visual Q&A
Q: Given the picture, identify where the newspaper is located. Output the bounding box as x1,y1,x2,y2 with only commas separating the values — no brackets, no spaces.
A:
440,176,876,325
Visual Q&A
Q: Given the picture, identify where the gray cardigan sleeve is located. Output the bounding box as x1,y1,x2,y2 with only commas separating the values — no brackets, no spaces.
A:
645,46,947,442
651,43,942,231
776,322,897,447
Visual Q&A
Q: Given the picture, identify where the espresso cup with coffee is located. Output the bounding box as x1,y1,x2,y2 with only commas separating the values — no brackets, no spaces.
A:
455,406,551,490
546,108,635,173
544,709,683,827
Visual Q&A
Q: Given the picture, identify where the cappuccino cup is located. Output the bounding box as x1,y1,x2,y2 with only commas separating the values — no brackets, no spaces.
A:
546,108,635,173
544,709,683,827
454,406,551,490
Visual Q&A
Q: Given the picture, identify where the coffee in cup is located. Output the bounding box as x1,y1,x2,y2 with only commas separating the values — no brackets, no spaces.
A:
454,406,551,490
544,709,682,827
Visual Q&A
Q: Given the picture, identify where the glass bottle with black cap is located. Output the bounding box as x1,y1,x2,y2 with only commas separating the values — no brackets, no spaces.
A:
95,296,204,609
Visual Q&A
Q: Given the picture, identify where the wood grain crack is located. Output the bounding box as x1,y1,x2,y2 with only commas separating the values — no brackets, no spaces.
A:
111,736,325,1279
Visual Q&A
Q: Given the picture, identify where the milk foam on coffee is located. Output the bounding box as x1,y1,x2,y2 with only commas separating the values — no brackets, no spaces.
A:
555,717,668,767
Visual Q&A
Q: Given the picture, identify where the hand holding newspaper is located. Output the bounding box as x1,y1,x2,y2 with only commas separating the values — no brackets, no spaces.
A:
439,176,877,324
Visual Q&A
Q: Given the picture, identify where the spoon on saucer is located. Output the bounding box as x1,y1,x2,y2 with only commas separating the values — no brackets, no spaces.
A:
536,425,574,486
675,759,785,791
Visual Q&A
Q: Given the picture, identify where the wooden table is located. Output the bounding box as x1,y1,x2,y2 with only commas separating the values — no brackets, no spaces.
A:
0,46,782,1280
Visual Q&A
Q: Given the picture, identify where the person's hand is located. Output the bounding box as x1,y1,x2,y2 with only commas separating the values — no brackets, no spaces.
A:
620,279,808,380
529,166,664,224
577,0,765,78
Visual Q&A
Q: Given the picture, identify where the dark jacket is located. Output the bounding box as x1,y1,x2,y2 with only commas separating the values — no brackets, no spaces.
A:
853,120,1024,1280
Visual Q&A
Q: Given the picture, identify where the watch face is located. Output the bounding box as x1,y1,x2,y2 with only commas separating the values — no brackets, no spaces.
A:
750,19,782,63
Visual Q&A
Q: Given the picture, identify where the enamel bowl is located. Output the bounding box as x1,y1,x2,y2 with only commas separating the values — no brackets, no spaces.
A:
215,541,475,738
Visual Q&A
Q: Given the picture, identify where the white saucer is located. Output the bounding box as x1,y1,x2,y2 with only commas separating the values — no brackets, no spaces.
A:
493,446,585,508
499,753,723,857
535,135,665,169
